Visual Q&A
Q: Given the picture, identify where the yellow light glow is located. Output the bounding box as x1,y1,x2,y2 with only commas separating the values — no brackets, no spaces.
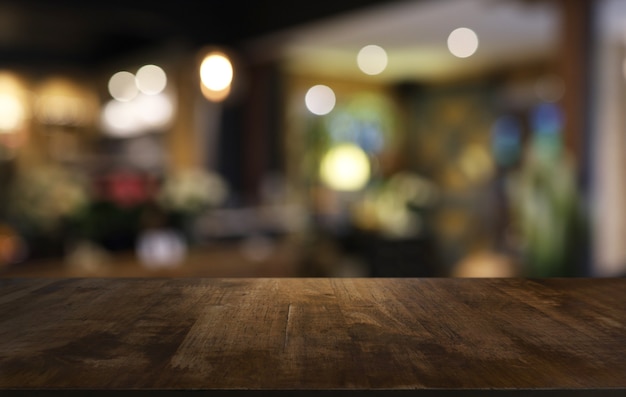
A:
135,64,167,95
447,27,479,58
458,144,493,182
0,72,28,133
320,144,370,191
357,45,388,75
35,77,95,127
108,71,138,102
200,53,233,91
0,72,26,95
305,85,336,115
35,95,85,126
0,94,26,132
200,83,231,102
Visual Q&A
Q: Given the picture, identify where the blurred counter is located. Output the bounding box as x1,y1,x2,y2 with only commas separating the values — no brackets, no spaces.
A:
0,237,301,278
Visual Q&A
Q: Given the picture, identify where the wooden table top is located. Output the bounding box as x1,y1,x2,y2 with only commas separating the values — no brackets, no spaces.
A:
1,278,625,396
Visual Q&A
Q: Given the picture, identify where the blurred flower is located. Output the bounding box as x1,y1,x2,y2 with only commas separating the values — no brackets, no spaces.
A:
352,172,438,238
508,149,584,276
9,166,90,232
157,169,228,214
97,171,156,208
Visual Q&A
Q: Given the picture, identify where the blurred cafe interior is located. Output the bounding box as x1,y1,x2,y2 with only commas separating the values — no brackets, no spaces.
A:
0,0,625,278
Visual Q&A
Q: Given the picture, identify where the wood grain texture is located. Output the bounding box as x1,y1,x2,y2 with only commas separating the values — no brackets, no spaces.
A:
0,278,625,394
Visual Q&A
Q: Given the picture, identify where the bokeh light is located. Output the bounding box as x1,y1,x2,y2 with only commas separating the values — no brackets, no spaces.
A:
0,94,26,132
137,229,187,269
447,27,479,58
35,78,95,127
135,64,167,95
531,102,563,134
305,85,336,115
102,66,175,137
102,99,142,137
101,92,175,138
135,93,174,128
200,52,233,91
357,45,388,75
108,71,138,102
320,143,370,191
458,144,493,182
0,72,28,133
35,96,86,126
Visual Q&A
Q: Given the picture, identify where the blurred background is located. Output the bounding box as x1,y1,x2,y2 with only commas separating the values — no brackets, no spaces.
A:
0,0,623,278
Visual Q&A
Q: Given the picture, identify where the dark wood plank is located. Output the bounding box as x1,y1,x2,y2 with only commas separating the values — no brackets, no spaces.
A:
0,278,625,394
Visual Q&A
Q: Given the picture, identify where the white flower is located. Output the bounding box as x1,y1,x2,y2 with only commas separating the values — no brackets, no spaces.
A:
158,169,228,214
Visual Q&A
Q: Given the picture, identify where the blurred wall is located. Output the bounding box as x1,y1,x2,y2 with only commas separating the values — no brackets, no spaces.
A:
592,0,626,276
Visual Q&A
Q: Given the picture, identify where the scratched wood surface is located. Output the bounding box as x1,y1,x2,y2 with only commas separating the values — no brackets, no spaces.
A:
0,278,625,393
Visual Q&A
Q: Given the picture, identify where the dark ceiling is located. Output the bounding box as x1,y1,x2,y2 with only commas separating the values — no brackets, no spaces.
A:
0,0,390,69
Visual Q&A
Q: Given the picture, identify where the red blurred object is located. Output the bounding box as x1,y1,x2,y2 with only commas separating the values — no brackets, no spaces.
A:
97,171,157,208
0,224,27,267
